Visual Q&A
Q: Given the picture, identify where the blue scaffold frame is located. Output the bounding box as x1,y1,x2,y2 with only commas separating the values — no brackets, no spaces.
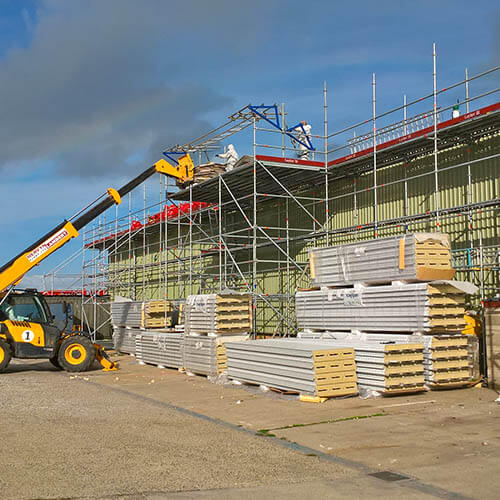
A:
249,105,315,151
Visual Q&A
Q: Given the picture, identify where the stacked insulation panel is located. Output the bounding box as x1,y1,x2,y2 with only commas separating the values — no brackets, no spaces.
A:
226,340,358,398
183,336,218,376
361,333,471,387
135,332,184,368
183,335,248,376
216,344,228,373
309,233,455,286
299,332,472,389
421,336,470,387
112,326,141,355
484,302,500,389
297,334,425,394
143,300,175,329
111,301,143,328
185,293,252,335
296,281,475,334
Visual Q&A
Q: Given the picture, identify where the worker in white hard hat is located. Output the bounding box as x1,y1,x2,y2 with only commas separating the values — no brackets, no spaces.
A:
295,120,312,160
217,144,239,171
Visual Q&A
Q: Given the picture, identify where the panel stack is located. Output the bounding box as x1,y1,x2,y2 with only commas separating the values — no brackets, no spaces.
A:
484,301,500,390
183,335,247,376
360,333,471,388
135,332,184,369
183,336,219,376
143,300,175,329
176,162,225,189
294,233,478,395
112,326,141,355
299,331,473,390
184,293,252,336
111,301,143,329
297,334,425,394
422,336,470,387
296,281,472,334
309,233,455,286
226,340,358,399
216,344,228,373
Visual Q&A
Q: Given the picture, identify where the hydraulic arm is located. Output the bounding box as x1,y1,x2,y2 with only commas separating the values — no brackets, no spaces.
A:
0,154,193,293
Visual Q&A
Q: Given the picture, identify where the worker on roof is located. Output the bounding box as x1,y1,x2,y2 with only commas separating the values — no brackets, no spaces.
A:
217,144,239,171
294,120,312,160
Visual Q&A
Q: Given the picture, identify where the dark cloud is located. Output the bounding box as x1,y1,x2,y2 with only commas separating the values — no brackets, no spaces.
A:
0,0,265,177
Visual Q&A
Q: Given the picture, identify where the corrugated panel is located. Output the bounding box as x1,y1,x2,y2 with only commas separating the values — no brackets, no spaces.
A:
110,301,143,328
135,331,184,369
298,331,471,388
296,282,472,333
226,339,357,397
112,326,140,354
309,233,452,286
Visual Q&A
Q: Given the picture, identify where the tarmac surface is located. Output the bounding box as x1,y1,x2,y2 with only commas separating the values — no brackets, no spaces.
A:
1,354,499,500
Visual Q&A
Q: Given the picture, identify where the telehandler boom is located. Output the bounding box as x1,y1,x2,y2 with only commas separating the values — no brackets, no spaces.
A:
0,154,194,373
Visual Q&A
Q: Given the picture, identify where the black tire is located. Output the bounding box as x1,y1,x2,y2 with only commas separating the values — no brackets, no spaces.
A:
49,357,62,370
57,335,96,372
0,338,12,373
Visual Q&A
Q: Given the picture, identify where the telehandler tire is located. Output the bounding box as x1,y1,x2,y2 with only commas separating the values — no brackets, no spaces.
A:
57,335,96,372
49,357,62,370
0,338,12,373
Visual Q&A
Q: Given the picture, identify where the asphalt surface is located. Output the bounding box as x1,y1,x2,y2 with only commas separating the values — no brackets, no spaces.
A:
1,357,499,500
0,360,354,499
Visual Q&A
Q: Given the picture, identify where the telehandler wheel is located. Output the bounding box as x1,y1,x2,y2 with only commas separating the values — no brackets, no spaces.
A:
49,357,62,370
0,338,12,373
57,335,96,372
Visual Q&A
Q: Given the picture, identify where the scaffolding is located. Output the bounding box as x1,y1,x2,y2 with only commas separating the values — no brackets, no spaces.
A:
45,50,500,339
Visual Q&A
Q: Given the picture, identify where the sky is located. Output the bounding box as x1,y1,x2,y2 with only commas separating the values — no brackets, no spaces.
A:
0,0,499,287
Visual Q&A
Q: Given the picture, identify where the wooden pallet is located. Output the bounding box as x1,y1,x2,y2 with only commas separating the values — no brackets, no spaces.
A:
427,380,477,390
381,386,426,395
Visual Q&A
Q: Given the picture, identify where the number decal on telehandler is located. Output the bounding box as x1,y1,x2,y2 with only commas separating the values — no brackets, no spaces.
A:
22,330,35,342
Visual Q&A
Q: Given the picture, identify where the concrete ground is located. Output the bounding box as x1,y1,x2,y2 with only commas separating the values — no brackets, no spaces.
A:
1,353,499,500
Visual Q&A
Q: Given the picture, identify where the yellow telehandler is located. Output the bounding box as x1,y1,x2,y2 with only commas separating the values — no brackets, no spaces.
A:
0,155,194,373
